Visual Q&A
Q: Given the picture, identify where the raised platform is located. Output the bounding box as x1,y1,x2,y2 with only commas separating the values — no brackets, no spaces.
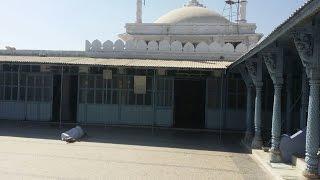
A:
292,156,307,173
251,150,307,180
292,155,320,175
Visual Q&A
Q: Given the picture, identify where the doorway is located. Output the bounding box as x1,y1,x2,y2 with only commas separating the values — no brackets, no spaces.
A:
52,75,78,124
52,75,61,123
174,79,206,129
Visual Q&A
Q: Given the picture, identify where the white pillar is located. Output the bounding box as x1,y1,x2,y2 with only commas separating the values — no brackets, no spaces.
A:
239,0,248,23
136,0,142,23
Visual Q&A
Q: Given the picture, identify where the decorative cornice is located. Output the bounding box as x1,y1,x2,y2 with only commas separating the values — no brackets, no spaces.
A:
228,0,320,70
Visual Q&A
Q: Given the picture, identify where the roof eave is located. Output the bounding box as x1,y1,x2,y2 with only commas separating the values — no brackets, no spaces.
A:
228,0,320,70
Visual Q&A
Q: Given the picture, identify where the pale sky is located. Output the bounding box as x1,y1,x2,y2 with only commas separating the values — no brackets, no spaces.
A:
0,0,307,51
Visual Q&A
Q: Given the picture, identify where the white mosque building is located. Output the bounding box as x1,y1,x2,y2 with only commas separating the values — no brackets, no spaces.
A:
87,0,262,61
119,0,261,48
1,0,320,177
0,0,262,131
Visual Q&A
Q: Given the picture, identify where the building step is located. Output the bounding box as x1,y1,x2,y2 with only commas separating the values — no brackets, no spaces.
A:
292,155,320,174
292,155,306,173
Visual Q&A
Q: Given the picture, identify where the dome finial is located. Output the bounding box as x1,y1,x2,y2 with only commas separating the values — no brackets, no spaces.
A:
185,0,206,8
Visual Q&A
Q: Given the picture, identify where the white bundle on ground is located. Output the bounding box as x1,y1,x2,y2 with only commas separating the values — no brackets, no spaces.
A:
61,126,85,143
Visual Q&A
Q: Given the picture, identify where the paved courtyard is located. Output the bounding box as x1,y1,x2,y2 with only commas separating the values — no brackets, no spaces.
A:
0,122,272,180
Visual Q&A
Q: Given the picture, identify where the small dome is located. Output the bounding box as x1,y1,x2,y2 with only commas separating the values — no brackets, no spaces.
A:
154,6,229,24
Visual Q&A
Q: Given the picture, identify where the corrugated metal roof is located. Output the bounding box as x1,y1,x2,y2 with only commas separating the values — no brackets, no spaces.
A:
0,56,231,70
228,0,319,69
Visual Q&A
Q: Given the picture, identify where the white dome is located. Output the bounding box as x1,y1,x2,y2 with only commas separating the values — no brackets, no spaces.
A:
154,6,229,24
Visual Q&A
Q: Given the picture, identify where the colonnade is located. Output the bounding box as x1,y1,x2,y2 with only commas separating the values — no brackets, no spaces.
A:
238,20,320,178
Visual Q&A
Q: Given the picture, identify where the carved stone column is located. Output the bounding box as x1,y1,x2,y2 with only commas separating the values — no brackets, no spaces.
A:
305,79,320,176
300,70,309,128
252,84,263,149
239,65,254,144
245,86,254,141
270,84,283,162
246,60,263,149
293,25,320,178
262,52,284,163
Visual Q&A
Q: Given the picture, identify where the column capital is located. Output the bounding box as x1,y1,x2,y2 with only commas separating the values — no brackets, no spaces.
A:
245,59,263,86
262,53,276,73
261,51,284,84
238,64,254,88
292,27,320,78
292,28,313,65
246,61,257,79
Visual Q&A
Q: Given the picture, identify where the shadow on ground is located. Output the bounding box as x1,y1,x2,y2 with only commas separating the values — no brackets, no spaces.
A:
0,120,248,154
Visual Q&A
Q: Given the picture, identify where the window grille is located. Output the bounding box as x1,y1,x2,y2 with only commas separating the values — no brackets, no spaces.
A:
79,69,173,107
0,64,52,102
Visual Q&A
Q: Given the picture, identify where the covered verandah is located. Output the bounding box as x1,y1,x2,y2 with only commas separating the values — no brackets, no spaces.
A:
0,56,250,131
228,0,320,178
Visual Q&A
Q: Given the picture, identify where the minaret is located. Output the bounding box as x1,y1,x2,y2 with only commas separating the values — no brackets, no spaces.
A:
239,0,248,23
136,0,143,23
